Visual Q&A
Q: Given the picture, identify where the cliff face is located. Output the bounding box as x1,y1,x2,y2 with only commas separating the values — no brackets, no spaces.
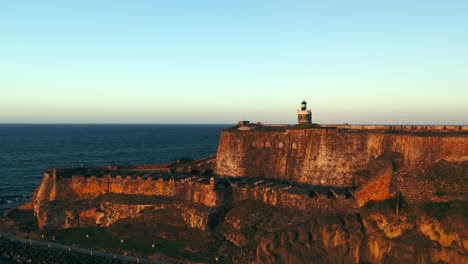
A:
215,128,467,187
221,200,467,264
255,215,467,264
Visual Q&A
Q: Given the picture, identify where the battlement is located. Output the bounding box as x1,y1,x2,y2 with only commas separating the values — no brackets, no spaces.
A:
319,124,468,132
60,172,223,208
229,122,468,134
46,155,216,179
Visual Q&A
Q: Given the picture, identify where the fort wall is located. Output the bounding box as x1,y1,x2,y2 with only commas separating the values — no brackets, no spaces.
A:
214,127,468,187
32,172,227,229
232,184,356,213
63,175,223,207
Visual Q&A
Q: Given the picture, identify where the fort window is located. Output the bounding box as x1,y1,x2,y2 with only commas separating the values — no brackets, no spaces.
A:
309,189,316,198
345,189,353,199
292,143,297,149
327,190,336,199
265,142,271,148
278,142,284,148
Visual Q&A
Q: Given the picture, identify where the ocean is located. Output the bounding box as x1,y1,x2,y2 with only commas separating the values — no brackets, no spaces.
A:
0,124,228,209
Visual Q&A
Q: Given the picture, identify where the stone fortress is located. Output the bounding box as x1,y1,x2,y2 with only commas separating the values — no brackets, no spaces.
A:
32,101,468,232
25,100,468,263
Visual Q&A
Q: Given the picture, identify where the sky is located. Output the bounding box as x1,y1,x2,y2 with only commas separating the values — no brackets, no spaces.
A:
0,0,467,124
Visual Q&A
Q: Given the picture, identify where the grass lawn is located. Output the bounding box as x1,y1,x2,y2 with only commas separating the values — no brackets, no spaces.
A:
43,226,219,263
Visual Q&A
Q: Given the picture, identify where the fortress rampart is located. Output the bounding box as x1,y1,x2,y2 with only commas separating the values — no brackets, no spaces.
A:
32,168,362,230
67,174,222,207
32,169,227,230
321,124,468,131
35,170,224,208
214,126,468,187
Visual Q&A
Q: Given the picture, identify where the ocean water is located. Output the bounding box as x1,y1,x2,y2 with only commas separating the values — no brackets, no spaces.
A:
0,124,228,209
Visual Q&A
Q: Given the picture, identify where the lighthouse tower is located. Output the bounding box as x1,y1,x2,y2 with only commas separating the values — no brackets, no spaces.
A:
297,100,312,124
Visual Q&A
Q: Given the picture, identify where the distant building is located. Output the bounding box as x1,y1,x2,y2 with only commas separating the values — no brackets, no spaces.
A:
297,100,312,124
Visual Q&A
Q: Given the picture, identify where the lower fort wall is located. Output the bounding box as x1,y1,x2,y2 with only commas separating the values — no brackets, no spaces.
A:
214,128,467,187
232,184,357,213
55,175,223,208
33,173,226,229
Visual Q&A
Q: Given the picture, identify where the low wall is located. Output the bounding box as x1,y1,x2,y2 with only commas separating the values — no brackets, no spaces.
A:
65,175,223,208
232,184,357,213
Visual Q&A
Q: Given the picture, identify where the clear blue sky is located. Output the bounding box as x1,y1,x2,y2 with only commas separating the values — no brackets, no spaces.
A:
1,0,467,124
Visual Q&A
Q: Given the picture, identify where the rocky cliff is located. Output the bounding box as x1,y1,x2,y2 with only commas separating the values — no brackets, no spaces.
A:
237,203,467,264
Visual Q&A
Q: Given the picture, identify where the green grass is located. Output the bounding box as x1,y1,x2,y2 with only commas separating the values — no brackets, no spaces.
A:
419,203,450,220
45,227,160,252
360,198,467,222
434,189,446,197
418,201,467,220
42,227,215,263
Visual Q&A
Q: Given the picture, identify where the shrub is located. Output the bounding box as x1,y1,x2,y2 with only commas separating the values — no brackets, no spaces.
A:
419,202,450,220
242,225,257,241
434,189,446,197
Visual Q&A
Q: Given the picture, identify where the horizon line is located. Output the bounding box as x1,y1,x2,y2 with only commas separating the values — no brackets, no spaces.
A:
1,122,467,126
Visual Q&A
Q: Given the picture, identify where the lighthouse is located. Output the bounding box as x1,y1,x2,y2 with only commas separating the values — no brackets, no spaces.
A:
297,100,312,124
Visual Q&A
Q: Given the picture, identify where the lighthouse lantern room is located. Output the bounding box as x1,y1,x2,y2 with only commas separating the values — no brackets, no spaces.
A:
297,100,312,124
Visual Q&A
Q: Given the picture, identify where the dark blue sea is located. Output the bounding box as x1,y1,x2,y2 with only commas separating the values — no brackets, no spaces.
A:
0,124,229,209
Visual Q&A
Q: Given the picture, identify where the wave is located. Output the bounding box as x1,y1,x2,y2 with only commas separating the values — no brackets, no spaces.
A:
0,195,30,205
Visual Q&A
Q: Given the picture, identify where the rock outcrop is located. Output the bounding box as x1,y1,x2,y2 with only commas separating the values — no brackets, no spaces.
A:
222,201,467,264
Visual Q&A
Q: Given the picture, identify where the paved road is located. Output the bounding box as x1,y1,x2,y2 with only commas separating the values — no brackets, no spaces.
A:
0,232,170,263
